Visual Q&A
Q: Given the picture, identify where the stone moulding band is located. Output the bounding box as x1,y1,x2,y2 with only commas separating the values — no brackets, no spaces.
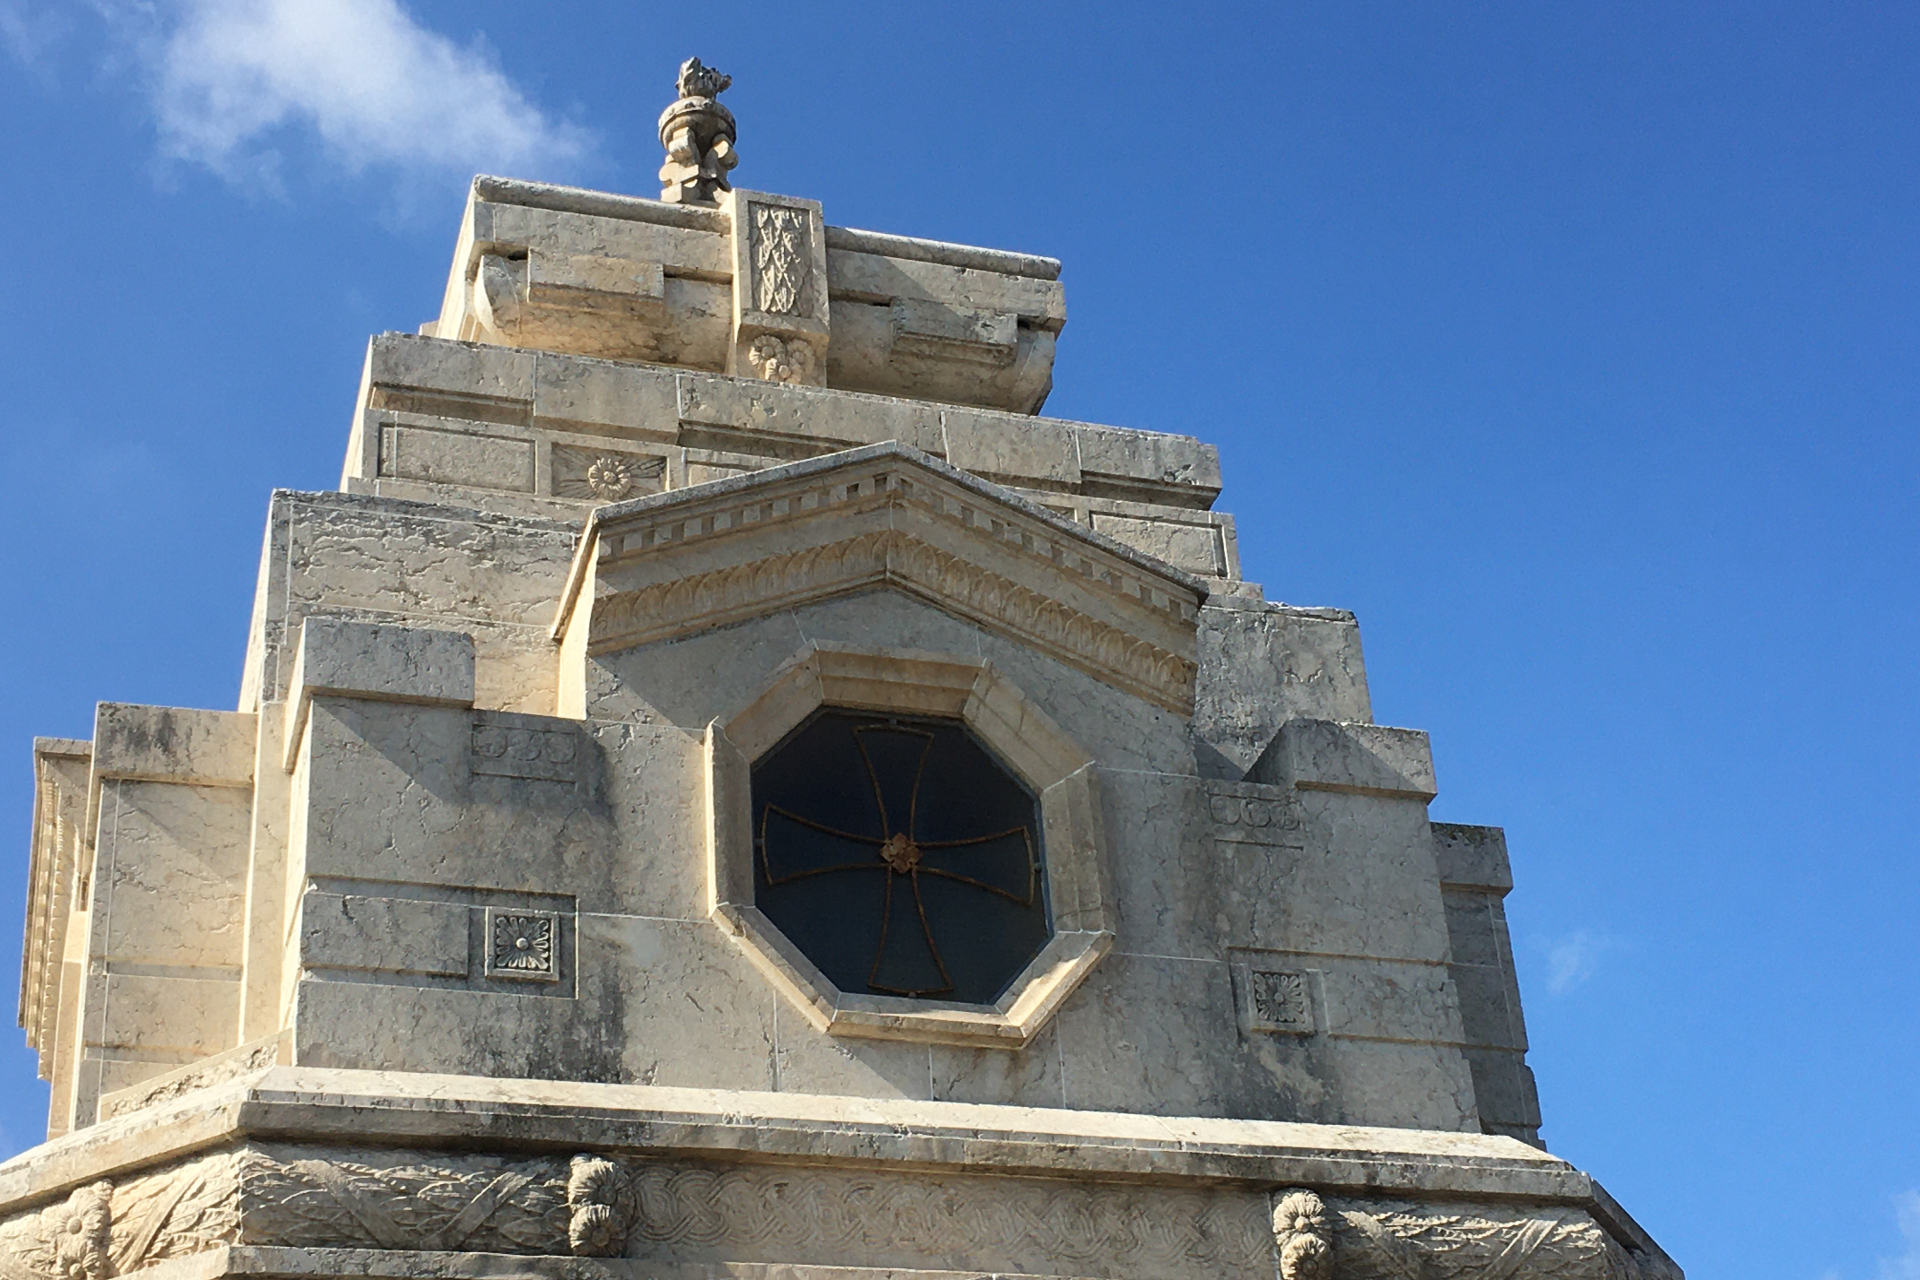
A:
556,442,1204,716
593,526,1197,713
0,1135,1680,1280
0,1068,1680,1280
465,176,1063,280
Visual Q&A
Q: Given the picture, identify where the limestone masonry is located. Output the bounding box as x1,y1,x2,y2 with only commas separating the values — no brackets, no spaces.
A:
9,60,1677,1280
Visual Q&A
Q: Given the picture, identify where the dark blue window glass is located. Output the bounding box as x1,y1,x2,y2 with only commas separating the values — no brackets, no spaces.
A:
751,708,1050,1004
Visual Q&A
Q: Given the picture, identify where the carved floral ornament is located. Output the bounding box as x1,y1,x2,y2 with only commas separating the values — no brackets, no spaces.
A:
1273,1189,1334,1280
745,333,816,384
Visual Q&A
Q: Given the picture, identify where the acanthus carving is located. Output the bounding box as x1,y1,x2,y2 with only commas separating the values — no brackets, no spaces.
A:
1302,1195,1677,1280
234,1146,568,1254
111,1152,240,1273
590,527,1197,713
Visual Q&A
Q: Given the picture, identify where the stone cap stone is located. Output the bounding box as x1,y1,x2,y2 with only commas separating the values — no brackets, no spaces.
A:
429,175,1067,415
1249,719,1439,801
283,618,476,770
1433,822,1514,893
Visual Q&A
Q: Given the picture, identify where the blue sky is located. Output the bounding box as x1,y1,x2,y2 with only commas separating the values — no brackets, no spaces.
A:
1,3,1916,1277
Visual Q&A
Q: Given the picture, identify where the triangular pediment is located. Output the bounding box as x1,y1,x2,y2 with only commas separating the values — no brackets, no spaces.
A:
553,443,1205,713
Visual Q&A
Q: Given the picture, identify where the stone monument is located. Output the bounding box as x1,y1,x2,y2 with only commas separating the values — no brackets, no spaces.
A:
6,61,1679,1280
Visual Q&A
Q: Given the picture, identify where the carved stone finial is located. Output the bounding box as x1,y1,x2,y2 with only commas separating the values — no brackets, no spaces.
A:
658,57,737,206
1272,1189,1335,1280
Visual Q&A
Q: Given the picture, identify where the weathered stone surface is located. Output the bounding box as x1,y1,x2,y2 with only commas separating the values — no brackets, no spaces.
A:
94,704,255,787
1193,603,1371,779
285,618,475,767
1252,719,1438,800
13,121,1675,1280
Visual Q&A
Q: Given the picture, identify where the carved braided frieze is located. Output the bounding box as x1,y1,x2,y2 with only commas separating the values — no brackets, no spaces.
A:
590,527,1198,713
750,204,812,317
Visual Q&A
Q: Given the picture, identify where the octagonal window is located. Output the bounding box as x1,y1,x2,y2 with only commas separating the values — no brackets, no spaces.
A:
750,708,1052,1004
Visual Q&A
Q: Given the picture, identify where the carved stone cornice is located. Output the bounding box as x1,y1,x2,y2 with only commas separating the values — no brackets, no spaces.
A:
0,1137,1681,1280
554,443,1206,714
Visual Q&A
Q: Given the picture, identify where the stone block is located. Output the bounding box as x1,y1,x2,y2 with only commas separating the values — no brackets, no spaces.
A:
1075,423,1223,501
676,369,946,456
1433,821,1513,892
376,422,536,493
532,351,679,436
364,332,536,413
93,780,252,970
93,972,239,1056
286,618,474,769
1090,510,1230,576
93,703,255,787
1233,788,1454,963
1257,719,1437,800
1193,604,1372,780
298,892,471,978
290,617,476,708
1226,949,1467,1046
239,490,573,716
941,406,1079,485
1463,1045,1544,1138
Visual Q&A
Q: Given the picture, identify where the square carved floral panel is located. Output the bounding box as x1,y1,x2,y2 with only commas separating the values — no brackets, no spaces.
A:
484,908,560,982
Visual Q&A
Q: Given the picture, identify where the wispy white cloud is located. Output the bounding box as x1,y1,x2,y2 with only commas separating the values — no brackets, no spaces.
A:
110,0,591,189
1543,928,1611,994
1879,1191,1920,1280
0,0,70,71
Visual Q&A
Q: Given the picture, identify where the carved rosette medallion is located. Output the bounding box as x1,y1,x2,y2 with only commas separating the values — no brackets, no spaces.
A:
1272,1189,1334,1280
585,457,636,501
1251,969,1312,1033
484,909,559,982
565,1156,635,1258
745,334,816,384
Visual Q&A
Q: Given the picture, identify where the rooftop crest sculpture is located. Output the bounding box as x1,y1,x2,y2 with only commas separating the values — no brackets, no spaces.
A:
658,56,737,205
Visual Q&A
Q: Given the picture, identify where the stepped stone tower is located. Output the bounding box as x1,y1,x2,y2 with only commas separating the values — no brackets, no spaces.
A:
8,62,1677,1280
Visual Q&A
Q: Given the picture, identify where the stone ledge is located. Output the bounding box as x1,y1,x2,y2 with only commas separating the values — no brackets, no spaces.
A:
1250,720,1437,801
0,1065,1594,1213
94,704,256,789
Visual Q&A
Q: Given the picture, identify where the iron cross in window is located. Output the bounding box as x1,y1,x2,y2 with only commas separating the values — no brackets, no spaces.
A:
752,711,1050,1003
